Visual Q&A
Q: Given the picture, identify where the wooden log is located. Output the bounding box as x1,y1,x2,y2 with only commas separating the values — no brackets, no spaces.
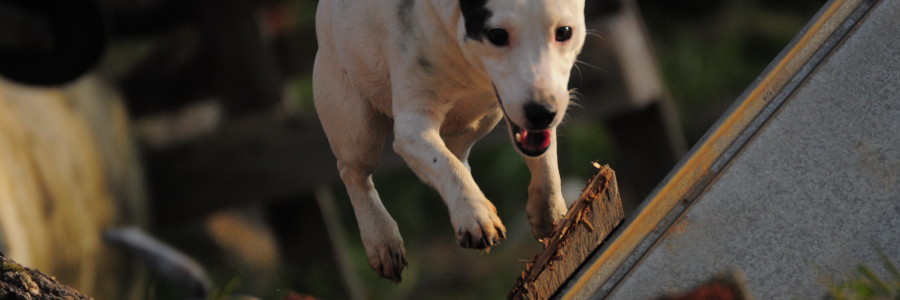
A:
0,252,92,300
509,164,624,300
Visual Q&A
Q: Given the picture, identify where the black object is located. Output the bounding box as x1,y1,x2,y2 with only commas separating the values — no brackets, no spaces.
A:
0,0,106,86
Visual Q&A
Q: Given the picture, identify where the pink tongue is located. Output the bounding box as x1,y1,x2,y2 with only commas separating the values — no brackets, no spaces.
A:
518,128,551,150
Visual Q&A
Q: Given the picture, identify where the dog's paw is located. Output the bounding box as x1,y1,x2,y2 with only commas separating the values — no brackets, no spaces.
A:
362,235,408,283
527,195,567,239
527,214,562,240
452,198,507,250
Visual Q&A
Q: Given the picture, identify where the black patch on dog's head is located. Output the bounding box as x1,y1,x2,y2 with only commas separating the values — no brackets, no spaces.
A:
459,0,492,41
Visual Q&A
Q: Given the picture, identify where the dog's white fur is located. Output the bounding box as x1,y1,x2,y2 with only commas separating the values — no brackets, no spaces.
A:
313,0,586,281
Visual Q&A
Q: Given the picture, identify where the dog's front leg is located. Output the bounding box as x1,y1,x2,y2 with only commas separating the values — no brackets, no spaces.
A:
523,128,568,239
392,104,507,249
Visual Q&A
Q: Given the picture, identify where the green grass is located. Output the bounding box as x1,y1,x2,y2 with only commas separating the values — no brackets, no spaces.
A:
821,250,900,300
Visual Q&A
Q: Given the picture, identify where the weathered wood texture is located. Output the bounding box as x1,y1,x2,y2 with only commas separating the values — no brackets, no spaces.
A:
509,165,624,300
0,252,92,300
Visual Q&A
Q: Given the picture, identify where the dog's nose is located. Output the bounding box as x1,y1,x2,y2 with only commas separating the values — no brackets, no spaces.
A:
524,102,556,129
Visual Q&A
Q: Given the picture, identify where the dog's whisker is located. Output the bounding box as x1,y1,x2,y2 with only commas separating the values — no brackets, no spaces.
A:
585,30,606,41
568,94,580,103
569,96,582,104
569,96,582,105
567,88,585,108
568,88,584,99
572,63,584,86
575,59,604,72
568,100,584,109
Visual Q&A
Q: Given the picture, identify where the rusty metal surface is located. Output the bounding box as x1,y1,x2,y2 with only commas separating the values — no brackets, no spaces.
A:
603,0,899,298
558,0,876,298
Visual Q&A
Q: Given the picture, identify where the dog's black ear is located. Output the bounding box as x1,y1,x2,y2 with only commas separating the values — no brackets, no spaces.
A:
459,0,492,41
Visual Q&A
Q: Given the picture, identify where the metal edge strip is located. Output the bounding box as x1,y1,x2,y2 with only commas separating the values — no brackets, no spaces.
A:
557,0,875,298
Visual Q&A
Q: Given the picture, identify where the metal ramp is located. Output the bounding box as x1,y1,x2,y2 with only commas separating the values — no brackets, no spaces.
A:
557,0,899,298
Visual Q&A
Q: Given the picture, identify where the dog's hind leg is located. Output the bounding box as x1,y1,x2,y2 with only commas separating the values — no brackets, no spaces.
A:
312,52,406,282
523,128,568,239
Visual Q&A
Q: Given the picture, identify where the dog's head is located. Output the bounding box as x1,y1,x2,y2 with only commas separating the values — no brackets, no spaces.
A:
458,0,585,157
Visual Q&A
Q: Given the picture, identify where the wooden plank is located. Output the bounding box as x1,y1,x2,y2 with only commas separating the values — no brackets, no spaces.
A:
509,164,624,299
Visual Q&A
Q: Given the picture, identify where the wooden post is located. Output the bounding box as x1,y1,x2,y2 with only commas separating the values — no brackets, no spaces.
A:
509,164,625,299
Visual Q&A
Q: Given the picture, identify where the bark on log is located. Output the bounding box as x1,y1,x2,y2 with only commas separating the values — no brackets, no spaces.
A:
0,253,92,300
508,164,624,300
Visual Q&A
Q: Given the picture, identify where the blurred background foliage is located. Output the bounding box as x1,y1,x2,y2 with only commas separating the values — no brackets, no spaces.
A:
644,0,822,141
0,0,829,299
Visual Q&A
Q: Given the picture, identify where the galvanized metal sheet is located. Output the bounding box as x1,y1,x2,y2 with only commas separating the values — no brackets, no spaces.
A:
602,0,899,298
557,0,899,298
558,0,881,298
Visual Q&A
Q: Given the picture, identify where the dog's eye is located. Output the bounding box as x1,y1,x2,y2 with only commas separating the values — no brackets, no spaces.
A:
487,29,509,46
555,26,573,42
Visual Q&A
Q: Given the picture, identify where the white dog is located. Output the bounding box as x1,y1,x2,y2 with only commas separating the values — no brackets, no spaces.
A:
313,0,586,281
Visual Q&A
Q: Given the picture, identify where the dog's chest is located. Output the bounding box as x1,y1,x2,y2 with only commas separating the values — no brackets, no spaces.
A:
358,56,499,135
418,55,500,134
439,91,501,136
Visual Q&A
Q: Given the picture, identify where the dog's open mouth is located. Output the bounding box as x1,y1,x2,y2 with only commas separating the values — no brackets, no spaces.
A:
492,83,552,157
508,120,552,157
